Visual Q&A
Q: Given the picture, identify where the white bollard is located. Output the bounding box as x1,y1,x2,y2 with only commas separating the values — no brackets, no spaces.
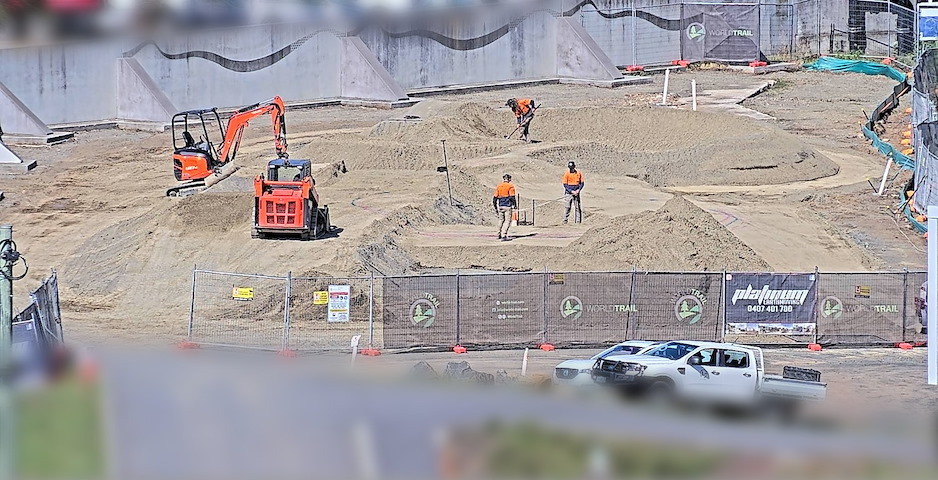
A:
351,334,361,369
521,348,529,377
692,80,698,111
661,68,671,105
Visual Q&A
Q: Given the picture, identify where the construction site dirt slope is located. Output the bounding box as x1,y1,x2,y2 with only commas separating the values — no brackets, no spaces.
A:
3,71,913,341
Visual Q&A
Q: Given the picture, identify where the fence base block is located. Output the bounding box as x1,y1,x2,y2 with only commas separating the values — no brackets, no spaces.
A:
278,349,297,358
807,343,823,351
538,343,556,352
361,348,381,356
897,342,914,350
453,345,467,354
176,341,200,350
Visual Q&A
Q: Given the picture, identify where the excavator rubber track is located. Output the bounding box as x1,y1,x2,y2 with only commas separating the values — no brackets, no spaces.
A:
166,180,207,197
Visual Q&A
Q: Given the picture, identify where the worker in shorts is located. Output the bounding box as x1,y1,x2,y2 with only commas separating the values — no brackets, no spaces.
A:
493,174,517,240
562,161,584,224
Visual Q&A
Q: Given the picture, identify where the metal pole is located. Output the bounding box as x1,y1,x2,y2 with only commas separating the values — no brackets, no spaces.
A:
817,0,821,55
542,269,549,345
282,272,292,352
661,68,671,105
691,80,698,111
368,272,375,348
631,5,638,67
902,268,909,343
626,268,636,339
441,140,454,207
187,265,197,342
814,266,820,345
927,206,937,385
1,224,15,480
720,270,727,342
455,270,461,346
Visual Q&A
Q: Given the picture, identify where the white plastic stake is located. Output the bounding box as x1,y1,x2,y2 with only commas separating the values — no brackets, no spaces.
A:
661,68,671,105
521,348,529,377
691,80,698,111
928,206,937,386
351,334,361,369
877,157,892,195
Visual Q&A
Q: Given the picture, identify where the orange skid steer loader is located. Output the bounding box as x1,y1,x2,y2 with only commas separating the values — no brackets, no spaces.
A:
252,159,332,240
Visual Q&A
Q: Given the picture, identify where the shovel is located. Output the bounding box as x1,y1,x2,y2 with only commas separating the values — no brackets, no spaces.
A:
504,104,540,139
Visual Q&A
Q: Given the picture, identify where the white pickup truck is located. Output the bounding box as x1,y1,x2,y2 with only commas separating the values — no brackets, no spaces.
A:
590,340,826,408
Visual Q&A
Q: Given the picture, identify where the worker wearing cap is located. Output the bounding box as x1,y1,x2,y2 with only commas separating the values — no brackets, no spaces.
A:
493,174,517,240
562,161,584,224
506,98,536,142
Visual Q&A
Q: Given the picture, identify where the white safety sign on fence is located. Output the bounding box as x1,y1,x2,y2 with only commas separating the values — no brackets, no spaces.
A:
328,285,351,322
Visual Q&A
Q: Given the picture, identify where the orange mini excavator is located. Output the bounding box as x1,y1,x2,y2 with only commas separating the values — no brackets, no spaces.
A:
252,158,332,240
167,96,288,196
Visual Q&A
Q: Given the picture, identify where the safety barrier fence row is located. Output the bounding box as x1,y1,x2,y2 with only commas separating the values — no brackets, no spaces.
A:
187,268,928,353
912,49,938,225
11,271,64,375
575,0,916,68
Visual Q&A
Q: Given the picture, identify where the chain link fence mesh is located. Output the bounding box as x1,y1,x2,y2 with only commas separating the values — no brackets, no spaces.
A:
288,276,374,351
816,272,905,345
628,272,723,342
189,270,288,351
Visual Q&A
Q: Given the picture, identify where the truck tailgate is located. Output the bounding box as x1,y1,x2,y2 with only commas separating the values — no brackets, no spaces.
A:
762,375,827,400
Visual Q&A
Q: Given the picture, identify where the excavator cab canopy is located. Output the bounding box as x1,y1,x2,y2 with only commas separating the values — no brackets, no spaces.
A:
172,108,224,161
267,158,312,183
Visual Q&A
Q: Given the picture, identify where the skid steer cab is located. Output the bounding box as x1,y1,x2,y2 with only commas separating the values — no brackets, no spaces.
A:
252,159,332,240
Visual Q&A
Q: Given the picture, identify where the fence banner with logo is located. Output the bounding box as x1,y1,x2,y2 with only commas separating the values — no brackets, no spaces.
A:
545,272,633,346
382,276,458,349
682,3,761,63
457,273,545,347
724,273,817,334
816,273,906,344
629,272,723,341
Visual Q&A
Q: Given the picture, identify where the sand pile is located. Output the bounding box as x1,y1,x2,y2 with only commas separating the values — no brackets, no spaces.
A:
529,107,839,186
369,102,504,141
562,196,770,271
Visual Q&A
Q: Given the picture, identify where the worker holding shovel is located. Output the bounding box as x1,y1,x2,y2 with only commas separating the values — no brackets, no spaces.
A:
562,161,583,224
506,98,537,142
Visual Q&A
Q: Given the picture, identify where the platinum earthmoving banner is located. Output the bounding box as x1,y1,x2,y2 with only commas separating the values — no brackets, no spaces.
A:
724,273,818,332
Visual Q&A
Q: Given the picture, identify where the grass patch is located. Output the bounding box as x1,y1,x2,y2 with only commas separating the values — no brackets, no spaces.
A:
13,374,105,479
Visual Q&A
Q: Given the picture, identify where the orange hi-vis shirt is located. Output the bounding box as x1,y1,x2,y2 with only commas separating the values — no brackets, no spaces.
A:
514,99,533,118
562,170,584,186
494,181,516,207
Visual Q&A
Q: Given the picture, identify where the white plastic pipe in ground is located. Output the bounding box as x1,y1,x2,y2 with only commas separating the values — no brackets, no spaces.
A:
521,348,529,377
660,68,670,105
928,206,937,386
691,80,698,111
876,157,892,195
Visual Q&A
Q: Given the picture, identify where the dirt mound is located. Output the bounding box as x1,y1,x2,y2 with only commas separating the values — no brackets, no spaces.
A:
529,107,839,186
173,193,254,233
369,102,504,141
563,196,770,271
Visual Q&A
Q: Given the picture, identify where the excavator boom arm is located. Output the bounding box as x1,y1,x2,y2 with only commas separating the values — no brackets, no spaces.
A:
218,96,288,166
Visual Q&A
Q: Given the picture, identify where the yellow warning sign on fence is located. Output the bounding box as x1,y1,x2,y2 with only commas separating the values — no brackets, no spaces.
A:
231,287,255,300
313,291,328,305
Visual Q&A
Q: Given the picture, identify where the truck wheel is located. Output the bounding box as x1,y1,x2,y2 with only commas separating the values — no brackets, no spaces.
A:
646,379,674,403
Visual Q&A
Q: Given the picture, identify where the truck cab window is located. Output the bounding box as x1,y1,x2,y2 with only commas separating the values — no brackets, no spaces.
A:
722,350,749,368
689,349,717,367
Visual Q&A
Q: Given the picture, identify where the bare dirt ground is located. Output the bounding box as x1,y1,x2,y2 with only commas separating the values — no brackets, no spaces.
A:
0,68,926,344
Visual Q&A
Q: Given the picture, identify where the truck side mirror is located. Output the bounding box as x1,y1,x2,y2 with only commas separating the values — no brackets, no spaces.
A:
688,356,701,365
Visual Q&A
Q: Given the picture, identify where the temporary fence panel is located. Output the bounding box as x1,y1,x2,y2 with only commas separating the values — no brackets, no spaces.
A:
188,270,289,351
28,272,64,345
637,3,686,67
904,271,928,344
544,272,633,346
628,272,723,341
723,272,817,345
288,276,374,351
816,272,906,345
914,49,938,214
791,0,822,55
759,1,794,58
457,272,546,347
683,2,761,63
382,275,458,349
